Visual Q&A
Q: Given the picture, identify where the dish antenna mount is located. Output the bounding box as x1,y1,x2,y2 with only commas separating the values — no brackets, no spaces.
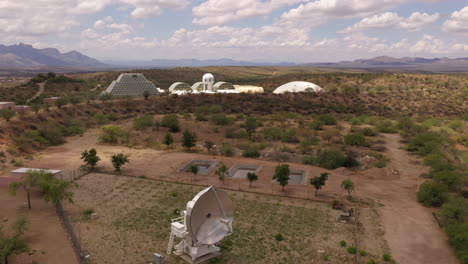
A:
167,186,234,263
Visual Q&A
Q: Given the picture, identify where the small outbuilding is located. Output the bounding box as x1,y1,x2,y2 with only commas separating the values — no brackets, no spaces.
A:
0,102,15,110
10,168,63,178
273,81,324,94
234,85,264,93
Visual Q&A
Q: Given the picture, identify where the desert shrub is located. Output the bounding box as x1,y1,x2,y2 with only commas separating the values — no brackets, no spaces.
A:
339,240,347,247
350,117,362,125
374,159,387,168
100,125,126,144
407,132,442,155
195,112,208,121
382,253,392,262
424,153,455,172
242,145,260,158
360,250,367,256
83,209,94,216
376,120,397,133
263,127,282,141
224,127,236,138
440,198,468,226
417,181,448,207
211,113,232,126
433,170,463,191
344,152,361,168
347,246,357,254
235,129,248,139
448,120,463,131
302,155,315,165
133,115,154,130
38,121,65,145
64,120,84,136
362,127,377,136
445,223,468,264
161,114,180,132
310,119,325,130
316,150,346,169
367,260,376,264
299,137,320,153
344,133,367,146
275,233,284,241
316,114,337,125
281,128,299,143
220,143,234,156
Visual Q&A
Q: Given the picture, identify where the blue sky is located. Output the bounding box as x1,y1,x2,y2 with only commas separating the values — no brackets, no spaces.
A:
1,0,467,62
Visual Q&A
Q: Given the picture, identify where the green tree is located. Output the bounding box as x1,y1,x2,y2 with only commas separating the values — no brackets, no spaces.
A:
247,172,258,187
9,170,43,209
31,104,41,115
40,176,74,206
55,97,67,108
189,164,199,178
0,110,15,122
215,163,228,184
143,90,150,100
111,153,129,172
81,148,100,170
417,181,448,207
341,179,355,198
182,129,197,151
273,164,290,192
440,198,468,226
310,172,329,196
163,132,174,147
205,140,215,153
0,216,29,264
161,114,180,132
245,117,257,140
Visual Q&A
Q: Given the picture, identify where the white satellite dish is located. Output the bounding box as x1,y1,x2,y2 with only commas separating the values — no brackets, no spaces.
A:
167,186,234,263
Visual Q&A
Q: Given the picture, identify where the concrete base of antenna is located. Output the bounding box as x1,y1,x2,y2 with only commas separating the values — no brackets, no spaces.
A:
174,241,221,263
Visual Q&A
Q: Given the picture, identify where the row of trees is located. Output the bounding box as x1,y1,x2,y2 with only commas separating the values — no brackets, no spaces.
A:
81,149,129,172
187,162,355,196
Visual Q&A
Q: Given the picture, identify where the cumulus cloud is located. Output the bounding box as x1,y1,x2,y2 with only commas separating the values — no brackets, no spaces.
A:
340,11,439,33
443,6,468,34
119,0,189,18
278,0,405,28
192,0,307,25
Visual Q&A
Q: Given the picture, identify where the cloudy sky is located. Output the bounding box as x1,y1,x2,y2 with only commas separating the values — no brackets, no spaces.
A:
1,0,467,62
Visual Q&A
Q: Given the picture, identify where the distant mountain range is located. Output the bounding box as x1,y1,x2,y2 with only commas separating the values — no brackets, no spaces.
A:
1,43,468,73
302,56,468,72
0,43,106,70
103,58,295,68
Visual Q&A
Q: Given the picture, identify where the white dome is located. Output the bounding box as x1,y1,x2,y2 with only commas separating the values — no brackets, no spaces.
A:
203,73,215,83
273,81,324,94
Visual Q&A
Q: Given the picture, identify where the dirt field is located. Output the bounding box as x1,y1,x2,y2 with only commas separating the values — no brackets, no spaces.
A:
64,173,386,264
15,129,459,264
0,181,79,264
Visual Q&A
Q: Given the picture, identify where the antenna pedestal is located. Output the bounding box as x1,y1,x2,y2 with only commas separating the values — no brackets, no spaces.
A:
174,240,221,263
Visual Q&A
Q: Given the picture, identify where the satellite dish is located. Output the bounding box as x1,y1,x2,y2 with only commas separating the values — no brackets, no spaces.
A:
167,186,234,262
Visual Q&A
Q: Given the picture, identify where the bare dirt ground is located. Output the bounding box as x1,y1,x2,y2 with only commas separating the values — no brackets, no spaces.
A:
12,129,459,264
0,183,79,264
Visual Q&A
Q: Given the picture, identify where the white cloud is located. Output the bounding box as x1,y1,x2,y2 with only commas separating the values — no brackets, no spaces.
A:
443,6,468,34
278,0,405,28
192,0,307,25
341,11,439,33
118,0,189,18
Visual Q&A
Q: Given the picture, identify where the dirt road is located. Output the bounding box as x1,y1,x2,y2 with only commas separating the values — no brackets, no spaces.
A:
27,82,45,103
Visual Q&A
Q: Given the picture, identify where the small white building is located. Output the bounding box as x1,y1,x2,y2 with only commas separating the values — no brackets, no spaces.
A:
10,168,63,178
234,85,264,93
0,102,15,110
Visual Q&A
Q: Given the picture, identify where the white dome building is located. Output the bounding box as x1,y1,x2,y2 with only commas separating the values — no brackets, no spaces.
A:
273,81,324,94
202,73,215,92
